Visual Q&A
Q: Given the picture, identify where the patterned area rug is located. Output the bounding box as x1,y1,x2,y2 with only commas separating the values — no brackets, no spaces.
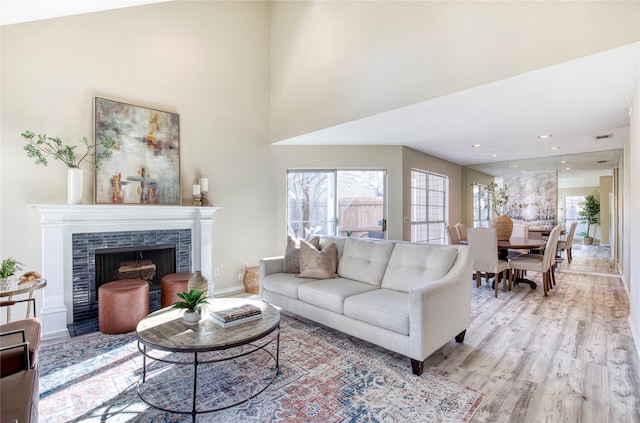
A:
39,315,484,422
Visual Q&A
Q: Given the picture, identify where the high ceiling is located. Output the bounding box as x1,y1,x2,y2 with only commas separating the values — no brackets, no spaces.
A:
2,1,638,181
275,43,639,173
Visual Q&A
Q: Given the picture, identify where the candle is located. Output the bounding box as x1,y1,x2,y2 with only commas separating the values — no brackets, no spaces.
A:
199,177,208,193
193,184,201,196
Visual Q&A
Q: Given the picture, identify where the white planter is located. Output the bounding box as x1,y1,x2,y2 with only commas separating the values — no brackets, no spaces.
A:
183,311,201,325
67,167,84,205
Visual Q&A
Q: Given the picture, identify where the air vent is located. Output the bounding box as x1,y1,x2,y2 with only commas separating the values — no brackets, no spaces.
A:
595,134,613,140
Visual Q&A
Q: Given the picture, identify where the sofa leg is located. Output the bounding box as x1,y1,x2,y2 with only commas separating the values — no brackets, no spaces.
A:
410,359,424,376
455,329,466,343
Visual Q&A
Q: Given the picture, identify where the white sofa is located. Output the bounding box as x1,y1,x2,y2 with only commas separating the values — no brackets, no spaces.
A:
260,236,473,375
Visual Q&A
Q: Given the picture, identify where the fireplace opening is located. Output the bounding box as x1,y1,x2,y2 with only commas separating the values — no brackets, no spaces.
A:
95,245,176,296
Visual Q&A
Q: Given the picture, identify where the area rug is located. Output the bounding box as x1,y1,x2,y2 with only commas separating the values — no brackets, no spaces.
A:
39,315,484,422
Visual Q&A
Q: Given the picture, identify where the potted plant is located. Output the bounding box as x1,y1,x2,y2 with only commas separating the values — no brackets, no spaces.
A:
172,289,209,324
21,131,116,204
579,194,600,245
0,257,24,289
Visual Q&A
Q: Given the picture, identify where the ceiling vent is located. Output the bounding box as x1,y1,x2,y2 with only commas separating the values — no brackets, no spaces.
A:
595,134,613,140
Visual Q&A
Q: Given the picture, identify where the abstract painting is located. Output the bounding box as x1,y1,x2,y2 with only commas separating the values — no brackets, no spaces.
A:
94,96,180,204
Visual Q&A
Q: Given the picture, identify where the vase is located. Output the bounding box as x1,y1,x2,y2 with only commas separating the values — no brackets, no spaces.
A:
183,310,201,325
67,167,83,205
187,270,208,296
491,215,513,241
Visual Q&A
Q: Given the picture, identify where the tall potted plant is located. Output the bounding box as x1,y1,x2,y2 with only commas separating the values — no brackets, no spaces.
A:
579,194,600,245
21,131,116,204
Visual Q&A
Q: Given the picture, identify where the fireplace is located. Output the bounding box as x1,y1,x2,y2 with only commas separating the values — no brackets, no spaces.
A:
34,204,219,340
69,230,190,336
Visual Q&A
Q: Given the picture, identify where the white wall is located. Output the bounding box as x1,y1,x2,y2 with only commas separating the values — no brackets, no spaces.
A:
628,80,640,360
0,2,274,295
269,1,640,142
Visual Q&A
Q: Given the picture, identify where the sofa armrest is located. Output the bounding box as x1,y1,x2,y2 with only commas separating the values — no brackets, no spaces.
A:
408,245,473,361
259,256,284,298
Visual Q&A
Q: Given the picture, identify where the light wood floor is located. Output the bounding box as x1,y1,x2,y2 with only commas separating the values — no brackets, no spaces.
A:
425,245,640,422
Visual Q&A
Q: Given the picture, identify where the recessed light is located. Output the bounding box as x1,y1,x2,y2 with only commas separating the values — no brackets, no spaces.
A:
491,153,499,157
510,165,519,168
560,160,567,164
538,134,552,139
472,144,482,148
565,167,571,170
549,146,560,150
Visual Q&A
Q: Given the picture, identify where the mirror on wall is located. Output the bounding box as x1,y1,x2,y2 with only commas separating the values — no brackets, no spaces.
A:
462,149,622,246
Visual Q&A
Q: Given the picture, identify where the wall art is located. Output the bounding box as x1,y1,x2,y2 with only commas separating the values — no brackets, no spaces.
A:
94,96,180,204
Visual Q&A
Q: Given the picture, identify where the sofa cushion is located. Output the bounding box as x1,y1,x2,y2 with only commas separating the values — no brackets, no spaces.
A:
297,241,339,279
381,244,458,293
344,289,410,335
337,237,395,286
319,236,347,260
262,272,315,299
298,278,378,314
283,236,320,274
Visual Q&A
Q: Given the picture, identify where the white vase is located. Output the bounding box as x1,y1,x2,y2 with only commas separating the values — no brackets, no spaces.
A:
67,167,83,205
183,310,201,325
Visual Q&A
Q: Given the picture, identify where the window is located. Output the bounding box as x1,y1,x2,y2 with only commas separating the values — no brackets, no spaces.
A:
287,170,386,239
410,170,448,243
473,184,491,228
565,195,587,236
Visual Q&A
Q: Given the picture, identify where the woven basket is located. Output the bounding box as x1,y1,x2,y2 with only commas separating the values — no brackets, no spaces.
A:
243,266,260,294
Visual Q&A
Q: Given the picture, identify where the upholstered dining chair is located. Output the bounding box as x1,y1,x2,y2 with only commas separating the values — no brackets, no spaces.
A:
508,225,560,296
454,223,467,242
508,223,529,259
446,224,460,245
557,221,578,264
467,227,509,298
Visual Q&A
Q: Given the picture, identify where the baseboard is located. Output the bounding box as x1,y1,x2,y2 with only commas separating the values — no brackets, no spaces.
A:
214,283,246,297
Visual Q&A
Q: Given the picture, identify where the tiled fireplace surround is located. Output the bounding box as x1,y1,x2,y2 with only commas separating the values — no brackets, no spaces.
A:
34,204,219,340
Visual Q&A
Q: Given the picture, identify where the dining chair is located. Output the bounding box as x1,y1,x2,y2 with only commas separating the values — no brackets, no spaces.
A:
446,224,461,245
557,221,578,264
467,227,509,298
454,223,467,242
508,225,560,296
547,225,563,289
508,223,529,259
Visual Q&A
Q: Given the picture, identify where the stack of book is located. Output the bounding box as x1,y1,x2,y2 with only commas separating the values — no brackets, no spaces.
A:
208,303,262,328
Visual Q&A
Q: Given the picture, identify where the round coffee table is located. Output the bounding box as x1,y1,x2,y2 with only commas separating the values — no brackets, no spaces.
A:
135,298,280,422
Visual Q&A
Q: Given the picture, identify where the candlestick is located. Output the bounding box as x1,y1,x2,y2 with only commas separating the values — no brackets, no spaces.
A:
199,178,208,193
192,184,201,196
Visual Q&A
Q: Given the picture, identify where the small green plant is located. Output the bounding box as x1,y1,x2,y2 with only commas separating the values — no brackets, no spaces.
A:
22,131,117,169
172,289,209,313
579,194,600,239
0,257,24,279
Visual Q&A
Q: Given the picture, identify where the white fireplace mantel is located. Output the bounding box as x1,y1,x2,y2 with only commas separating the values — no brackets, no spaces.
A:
34,204,220,339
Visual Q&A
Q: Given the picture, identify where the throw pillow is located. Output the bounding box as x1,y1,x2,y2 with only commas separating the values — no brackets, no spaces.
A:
297,241,339,279
283,236,320,274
